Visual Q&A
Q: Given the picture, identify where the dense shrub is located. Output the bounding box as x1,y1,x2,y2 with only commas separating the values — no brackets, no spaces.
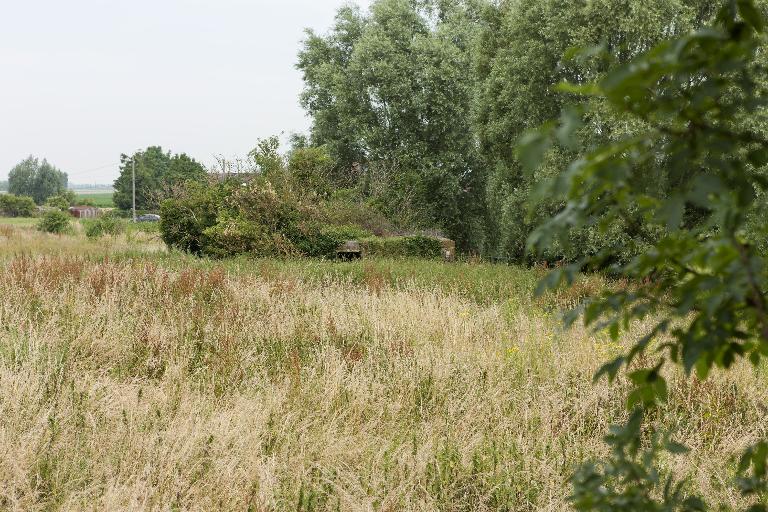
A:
45,194,70,211
201,180,310,258
320,189,397,237
0,194,36,217
160,177,435,259
37,210,71,234
160,182,226,254
83,215,124,239
296,224,372,258
45,190,77,211
285,145,334,196
360,236,444,259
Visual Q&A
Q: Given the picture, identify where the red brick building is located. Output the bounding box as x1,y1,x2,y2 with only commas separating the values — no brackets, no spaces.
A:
68,206,101,219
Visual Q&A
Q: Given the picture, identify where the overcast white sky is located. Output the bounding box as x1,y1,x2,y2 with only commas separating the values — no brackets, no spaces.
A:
0,0,369,184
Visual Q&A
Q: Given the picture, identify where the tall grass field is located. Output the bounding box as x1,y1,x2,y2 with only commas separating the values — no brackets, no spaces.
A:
0,220,764,510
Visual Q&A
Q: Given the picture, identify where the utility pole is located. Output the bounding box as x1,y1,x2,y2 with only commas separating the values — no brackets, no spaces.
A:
132,156,136,223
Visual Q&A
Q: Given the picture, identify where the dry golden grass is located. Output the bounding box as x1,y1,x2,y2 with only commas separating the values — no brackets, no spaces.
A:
0,225,766,510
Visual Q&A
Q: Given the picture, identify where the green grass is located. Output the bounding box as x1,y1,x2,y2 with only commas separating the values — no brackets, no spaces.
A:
95,251,603,309
0,217,37,227
0,228,763,509
74,191,114,207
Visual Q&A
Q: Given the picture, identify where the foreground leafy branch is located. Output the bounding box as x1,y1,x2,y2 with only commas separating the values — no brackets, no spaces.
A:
522,1,768,509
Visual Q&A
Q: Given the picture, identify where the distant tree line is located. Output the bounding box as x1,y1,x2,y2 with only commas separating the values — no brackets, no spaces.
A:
3,148,207,217
8,156,68,205
296,0,762,259
0,156,76,217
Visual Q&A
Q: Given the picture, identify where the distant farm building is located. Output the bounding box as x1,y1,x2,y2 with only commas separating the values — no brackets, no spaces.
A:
68,206,101,219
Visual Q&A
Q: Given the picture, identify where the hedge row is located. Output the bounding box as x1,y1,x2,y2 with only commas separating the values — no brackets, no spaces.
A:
0,194,36,217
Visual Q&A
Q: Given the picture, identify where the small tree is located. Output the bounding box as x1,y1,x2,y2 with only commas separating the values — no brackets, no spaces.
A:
113,147,206,211
46,191,77,211
37,210,72,234
522,1,768,508
249,136,284,175
8,156,68,204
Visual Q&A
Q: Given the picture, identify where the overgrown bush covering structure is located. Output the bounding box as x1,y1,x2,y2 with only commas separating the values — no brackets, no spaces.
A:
159,147,445,260
45,190,79,211
160,177,379,259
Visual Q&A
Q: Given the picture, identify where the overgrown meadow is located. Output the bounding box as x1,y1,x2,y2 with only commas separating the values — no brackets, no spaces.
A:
0,220,765,510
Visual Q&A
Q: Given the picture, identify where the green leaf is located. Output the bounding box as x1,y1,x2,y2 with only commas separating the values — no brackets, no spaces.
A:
517,128,553,172
627,368,668,409
738,0,765,32
658,196,685,231
687,175,723,207
609,321,620,341
594,356,625,383
562,44,607,63
555,106,584,150
554,82,601,96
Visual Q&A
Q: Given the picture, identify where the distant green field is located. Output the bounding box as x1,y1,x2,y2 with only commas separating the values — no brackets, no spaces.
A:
74,191,114,207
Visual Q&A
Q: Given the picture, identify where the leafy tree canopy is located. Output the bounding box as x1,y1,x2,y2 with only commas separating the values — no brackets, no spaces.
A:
297,0,485,249
475,0,721,261
8,156,68,205
299,0,740,256
0,194,36,217
45,190,77,211
113,146,207,211
522,0,768,508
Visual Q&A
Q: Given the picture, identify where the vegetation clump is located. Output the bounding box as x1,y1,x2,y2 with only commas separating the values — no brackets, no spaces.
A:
36,209,72,234
45,190,79,211
8,155,68,204
159,143,444,260
83,215,124,239
160,177,375,259
0,193,36,217
360,235,444,259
